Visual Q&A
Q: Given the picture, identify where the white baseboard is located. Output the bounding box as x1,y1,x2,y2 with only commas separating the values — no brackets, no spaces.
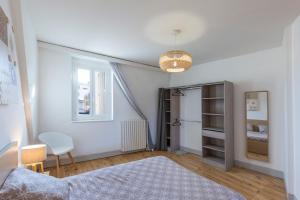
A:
45,150,123,168
179,146,284,179
234,160,284,179
45,148,149,168
46,148,284,181
180,146,202,156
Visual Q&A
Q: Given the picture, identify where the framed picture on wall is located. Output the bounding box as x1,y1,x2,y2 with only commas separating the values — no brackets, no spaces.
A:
0,6,19,105
247,98,259,111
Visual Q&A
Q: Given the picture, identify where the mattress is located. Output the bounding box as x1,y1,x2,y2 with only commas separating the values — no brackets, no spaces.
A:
64,156,245,200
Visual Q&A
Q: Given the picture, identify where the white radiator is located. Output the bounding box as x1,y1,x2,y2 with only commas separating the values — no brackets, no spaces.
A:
121,120,147,152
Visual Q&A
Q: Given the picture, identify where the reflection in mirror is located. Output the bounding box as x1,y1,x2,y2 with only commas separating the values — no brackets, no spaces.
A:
245,91,269,162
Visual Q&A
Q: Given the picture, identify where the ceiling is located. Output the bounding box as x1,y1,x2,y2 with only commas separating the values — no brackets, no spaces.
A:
26,0,300,67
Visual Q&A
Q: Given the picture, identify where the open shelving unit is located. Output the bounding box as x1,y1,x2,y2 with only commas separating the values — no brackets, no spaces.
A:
201,82,234,170
160,81,234,170
164,89,171,150
164,89,180,152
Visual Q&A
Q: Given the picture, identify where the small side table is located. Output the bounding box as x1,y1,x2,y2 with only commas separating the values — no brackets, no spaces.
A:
24,162,44,172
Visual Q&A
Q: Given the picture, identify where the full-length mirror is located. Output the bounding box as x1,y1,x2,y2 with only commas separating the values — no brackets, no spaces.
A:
245,91,269,162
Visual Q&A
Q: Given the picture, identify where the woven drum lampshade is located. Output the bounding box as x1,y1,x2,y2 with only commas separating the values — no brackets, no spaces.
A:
159,50,192,72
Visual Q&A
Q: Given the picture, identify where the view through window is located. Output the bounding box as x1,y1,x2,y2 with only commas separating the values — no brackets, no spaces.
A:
72,58,113,121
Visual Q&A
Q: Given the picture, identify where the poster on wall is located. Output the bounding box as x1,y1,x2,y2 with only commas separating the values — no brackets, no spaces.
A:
0,6,19,105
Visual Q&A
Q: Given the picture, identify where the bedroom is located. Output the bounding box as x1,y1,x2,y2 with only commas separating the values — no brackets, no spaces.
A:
0,0,300,199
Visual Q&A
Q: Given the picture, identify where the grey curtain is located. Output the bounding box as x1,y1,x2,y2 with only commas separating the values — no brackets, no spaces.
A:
155,88,167,150
110,62,154,149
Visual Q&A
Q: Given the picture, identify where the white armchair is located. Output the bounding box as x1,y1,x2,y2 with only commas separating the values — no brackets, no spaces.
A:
39,132,77,176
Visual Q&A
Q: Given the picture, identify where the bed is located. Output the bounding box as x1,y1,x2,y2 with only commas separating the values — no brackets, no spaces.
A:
246,130,268,155
246,131,268,141
0,142,245,200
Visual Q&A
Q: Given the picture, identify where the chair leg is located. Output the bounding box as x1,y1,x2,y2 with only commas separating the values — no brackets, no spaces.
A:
55,155,60,177
67,152,77,170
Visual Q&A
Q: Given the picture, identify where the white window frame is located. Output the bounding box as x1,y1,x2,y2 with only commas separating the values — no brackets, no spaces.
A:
72,58,113,122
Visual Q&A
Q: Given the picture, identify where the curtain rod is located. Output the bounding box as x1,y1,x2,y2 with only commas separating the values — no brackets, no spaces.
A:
166,81,227,90
166,85,202,90
38,40,161,71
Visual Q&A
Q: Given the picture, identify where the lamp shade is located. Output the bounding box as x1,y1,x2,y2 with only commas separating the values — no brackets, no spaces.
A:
21,144,47,164
159,50,192,72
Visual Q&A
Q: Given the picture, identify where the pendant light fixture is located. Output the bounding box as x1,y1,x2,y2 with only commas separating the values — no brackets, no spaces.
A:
159,29,192,72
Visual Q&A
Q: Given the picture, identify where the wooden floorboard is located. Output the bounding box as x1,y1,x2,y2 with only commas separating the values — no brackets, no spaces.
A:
46,151,286,200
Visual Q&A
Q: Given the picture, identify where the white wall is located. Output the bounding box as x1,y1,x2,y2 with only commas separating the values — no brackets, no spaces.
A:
292,16,300,200
284,15,300,199
38,47,169,157
170,47,286,172
10,0,39,142
180,89,202,152
19,0,39,140
0,0,28,151
283,24,294,197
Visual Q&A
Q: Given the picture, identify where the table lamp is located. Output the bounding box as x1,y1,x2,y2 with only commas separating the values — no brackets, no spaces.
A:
21,144,47,172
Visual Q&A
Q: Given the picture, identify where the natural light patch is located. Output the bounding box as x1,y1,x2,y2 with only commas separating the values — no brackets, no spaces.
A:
72,58,113,121
30,85,36,102
77,69,91,115
78,68,90,84
145,11,206,46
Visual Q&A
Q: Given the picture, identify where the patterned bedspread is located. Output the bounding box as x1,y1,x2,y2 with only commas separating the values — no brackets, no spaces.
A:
64,156,245,200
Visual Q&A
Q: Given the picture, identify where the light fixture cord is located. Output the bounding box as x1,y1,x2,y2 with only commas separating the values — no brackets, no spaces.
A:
172,29,181,65
174,31,177,49
173,29,180,50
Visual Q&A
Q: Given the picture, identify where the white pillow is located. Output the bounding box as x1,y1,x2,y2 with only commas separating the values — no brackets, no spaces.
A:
0,168,69,200
258,125,267,133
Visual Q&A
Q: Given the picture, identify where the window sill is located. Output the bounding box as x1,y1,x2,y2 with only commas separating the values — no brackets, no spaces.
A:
72,119,113,123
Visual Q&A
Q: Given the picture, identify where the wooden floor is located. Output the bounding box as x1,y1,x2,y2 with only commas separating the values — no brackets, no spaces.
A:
47,151,286,200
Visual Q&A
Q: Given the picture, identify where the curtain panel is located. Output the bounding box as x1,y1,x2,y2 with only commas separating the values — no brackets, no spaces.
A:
155,88,167,150
110,62,154,149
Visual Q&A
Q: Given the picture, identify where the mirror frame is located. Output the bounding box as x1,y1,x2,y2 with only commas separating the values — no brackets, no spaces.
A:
245,91,269,162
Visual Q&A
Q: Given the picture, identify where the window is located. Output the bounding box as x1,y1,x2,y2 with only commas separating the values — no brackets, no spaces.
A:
72,58,113,121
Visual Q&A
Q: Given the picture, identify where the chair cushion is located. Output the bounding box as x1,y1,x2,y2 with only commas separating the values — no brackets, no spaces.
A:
0,168,69,200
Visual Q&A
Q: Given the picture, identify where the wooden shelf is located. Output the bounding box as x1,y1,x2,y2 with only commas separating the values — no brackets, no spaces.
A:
204,156,224,163
202,130,225,140
164,88,180,152
161,81,233,170
202,157,225,169
203,145,225,153
201,82,233,171
202,127,224,132
202,97,224,100
202,113,224,116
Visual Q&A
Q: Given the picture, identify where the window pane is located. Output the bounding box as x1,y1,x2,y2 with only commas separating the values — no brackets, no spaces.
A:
72,58,113,121
77,68,91,115
95,71,106,115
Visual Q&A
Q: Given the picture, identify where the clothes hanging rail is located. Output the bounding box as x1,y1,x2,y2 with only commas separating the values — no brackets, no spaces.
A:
166,81,226,91
180,119,202,123
172,89,185,96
